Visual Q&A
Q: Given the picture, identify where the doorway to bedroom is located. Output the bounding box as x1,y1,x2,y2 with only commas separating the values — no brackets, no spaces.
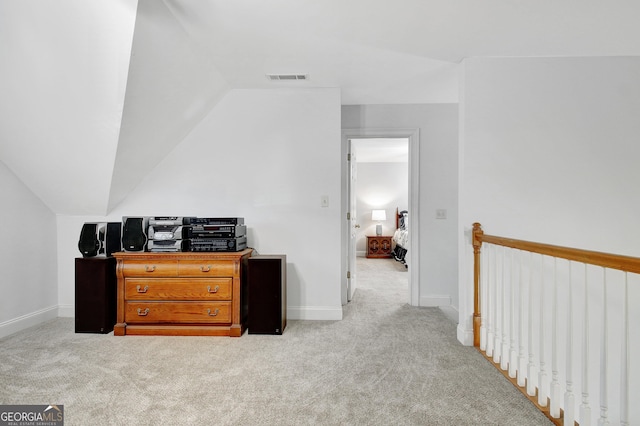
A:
346,136,411,305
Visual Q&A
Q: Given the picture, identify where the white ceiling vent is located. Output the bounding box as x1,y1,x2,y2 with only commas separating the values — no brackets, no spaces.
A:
266,74,309,81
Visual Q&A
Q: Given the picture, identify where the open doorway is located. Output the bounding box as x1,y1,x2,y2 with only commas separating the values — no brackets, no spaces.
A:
351,138,409,301
341,128,420,307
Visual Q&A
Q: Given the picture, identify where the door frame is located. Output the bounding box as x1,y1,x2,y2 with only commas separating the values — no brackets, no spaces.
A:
341,128,420,306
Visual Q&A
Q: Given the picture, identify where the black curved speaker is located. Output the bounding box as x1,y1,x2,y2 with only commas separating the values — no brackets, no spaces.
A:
122,217,148,251
78,222,122,257
78,223,100,257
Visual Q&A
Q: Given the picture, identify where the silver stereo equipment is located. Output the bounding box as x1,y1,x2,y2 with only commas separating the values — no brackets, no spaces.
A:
185,217,244,226
78,222,121,257
149,216,195,226
189,236,247,252
190,224,246,238
148,225,191,240
148,239,190,252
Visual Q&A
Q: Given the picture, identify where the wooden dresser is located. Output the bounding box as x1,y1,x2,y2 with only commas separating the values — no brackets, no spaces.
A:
113,249,252,337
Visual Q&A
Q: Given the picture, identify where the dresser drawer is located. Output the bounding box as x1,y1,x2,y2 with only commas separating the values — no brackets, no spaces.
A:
121,261,178,277
125,278,232,300
178,260,234,277
125,302,232,324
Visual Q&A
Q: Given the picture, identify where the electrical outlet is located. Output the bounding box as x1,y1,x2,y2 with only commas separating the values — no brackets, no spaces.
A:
436,209,447,219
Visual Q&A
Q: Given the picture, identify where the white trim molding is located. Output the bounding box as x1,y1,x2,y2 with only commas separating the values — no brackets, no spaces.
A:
58,304,74,318
457,324,474,346
420,295,451,307
0,306,59,339
287,305,343,321
341,127,420,307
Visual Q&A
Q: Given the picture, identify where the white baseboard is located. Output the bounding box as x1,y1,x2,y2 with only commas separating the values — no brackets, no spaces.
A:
438,305,459,324
420,295,451,307
0,306,59,339
287,305,343,320
58,304,74,317
457,324,474,346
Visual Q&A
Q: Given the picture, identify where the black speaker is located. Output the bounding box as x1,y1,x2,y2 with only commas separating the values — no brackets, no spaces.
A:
248,255,286,335
75,257,117,333
122,217,148,251
78,222,122,257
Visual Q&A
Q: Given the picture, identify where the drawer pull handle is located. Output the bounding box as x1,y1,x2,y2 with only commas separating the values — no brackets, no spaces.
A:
137,308,150,316
144,265,156,272
207,285,220,294
207,308,219,317
136,285,149,293
200,265,211,272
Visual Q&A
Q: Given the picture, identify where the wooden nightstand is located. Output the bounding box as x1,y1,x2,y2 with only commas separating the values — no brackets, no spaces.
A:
366,235,393,258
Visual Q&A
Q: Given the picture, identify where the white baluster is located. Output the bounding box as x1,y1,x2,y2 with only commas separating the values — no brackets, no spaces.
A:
486,245,495,357
550,258,561,418
501,247,510,371
493,246,502,364
620,272,629,426
480,242,488,351
580,263,591,426
526,251,536,396
517,250,526,387
564,261,575,424
538,254,548,407
509,249,517,379
598,269,609,426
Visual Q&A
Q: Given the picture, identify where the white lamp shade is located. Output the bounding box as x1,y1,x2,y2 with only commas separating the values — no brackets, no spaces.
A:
371,210,386,221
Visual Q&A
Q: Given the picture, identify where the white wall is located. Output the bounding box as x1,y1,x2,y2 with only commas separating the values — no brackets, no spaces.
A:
57,88,343,320
458,56,640,423
0,0,137,215
0,161,58,338
355,162,408,254
458,56,640,338
460,56,640,254
342,104,459,308
109,0,230,212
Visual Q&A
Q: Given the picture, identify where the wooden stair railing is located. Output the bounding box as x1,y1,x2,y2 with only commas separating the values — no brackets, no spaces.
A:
471,223,636,425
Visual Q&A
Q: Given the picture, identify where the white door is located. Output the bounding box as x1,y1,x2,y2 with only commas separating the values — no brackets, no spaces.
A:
347,141,358,301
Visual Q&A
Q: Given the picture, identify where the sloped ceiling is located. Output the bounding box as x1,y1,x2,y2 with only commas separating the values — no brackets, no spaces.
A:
107,0,230,212
1,0,639,215
0,0,137,215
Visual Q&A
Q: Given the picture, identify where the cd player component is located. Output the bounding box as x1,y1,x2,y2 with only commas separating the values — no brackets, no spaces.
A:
184,217,244,226
189,236,247,252
147,239,190,252
149,217,195,226
190,224,246,238
148,225,191,240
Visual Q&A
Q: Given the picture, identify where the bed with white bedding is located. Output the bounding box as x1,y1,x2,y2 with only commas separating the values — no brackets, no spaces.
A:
392,209,408,267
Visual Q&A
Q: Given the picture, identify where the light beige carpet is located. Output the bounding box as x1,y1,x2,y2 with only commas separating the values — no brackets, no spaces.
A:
0,257,551,425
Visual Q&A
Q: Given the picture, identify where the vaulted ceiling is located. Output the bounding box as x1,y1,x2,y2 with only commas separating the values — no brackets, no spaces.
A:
1,0,639,215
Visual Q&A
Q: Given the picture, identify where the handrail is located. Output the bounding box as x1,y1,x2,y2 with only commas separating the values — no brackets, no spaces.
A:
471,222,635,425
471,222,640,345
473,223,640,275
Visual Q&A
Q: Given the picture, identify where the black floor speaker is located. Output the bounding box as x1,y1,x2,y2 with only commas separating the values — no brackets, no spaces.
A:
75,257,117,333
248,255,286,335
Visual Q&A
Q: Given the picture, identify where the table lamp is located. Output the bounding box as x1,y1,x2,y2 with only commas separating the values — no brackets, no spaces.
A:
371,209,386,236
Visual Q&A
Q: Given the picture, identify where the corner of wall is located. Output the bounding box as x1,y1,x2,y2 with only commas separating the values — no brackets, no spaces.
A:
457,323,474,346
0,306,59,340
